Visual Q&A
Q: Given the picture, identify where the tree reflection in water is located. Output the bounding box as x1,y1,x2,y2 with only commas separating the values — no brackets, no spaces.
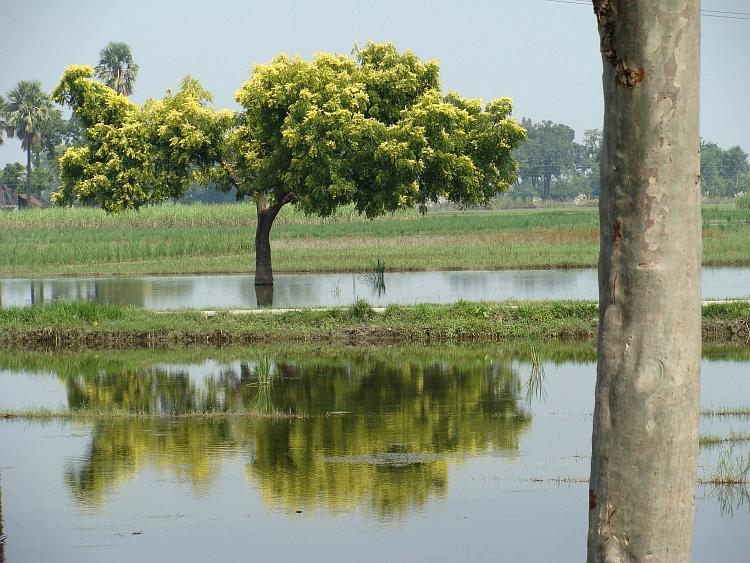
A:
55,351,533,518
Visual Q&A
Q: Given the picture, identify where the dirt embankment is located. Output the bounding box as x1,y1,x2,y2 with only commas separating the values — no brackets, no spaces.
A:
3,320,748,351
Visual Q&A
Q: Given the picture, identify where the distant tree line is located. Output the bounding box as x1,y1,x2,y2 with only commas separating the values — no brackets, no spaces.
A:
510,118,749,202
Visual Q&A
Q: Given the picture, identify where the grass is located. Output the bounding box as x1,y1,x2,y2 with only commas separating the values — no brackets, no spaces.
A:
5,204,750,277
700,431,750,447
702,446,750,486
1,299,750,349
0,205,602,276
701,405,750,418
0,299,602,348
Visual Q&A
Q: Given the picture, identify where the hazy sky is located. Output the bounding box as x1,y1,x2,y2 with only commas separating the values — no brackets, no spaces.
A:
1,0,748,166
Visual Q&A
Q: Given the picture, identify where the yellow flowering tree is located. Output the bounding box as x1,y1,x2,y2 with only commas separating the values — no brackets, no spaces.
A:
53,43,526,288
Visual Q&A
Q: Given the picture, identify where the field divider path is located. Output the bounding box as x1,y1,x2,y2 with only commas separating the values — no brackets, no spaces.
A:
195,300,750,318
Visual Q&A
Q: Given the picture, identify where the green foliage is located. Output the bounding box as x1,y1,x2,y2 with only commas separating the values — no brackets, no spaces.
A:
0,301,126,326
349,298,375,320
52,66,233,212
229,42,526,217
701,140,750,198
3,80,61,153
474,303,492,318
0,94,7,146
3,80,62,195
709,446,750,485
735,192,750,210
94,42,139,97
0,162,25,189
514,119,582,201
9,205,750,276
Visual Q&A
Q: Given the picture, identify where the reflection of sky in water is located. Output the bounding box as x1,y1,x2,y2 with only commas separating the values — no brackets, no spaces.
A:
2,267,750,309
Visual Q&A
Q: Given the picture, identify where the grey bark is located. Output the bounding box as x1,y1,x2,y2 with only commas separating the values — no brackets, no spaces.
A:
588,1,701,562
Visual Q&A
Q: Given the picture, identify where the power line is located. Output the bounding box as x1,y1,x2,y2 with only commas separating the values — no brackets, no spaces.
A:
542,0,750,20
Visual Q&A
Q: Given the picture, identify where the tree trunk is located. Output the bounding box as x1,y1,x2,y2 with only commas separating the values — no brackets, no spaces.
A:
254,193,292,287
543,172,552,200
25,145,32,205
588,1,701,562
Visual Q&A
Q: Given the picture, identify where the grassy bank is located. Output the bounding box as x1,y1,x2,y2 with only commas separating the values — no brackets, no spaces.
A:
2,299,750,349
2,204,750,277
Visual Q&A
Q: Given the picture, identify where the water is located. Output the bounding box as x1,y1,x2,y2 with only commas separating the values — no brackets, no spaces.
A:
2,267,750,309
0,346,748,562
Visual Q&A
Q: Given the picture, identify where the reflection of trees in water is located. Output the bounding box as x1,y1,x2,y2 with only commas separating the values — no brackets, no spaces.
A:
67,368,204,415
91,279,152,307
60,355,531,518
64,418,251,510
25,278,149,307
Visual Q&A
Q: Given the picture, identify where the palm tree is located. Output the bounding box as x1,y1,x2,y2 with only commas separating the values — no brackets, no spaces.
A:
0,95,8,146
4,81,60,203
94,42,139,97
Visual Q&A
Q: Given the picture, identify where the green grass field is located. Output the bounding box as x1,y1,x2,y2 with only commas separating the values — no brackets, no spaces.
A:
1,203,748,277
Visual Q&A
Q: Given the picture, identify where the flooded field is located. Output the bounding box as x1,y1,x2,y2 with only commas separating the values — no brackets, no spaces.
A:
2,267,750,309
1,345,748,562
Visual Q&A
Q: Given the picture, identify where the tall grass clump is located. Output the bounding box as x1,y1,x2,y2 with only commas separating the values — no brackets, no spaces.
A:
734,192,750,210
0,301,127,326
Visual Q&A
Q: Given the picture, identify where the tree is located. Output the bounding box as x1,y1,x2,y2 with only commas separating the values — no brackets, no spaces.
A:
53,43,526,291
0,95,8,146
3,80,62,202
700,140,749,197
52,66,231,212
94,42,139,97
223,44,525,286
515,119,578,200
588,1,701,562
0,162,26,191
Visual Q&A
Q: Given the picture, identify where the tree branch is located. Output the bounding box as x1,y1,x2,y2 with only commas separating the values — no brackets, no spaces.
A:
218,155,242,189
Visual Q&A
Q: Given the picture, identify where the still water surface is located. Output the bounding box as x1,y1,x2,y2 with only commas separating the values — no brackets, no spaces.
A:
0,347,748,562
2,267,750,309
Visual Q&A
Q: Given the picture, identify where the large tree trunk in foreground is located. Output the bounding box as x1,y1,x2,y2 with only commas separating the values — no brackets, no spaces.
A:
588,1,701,562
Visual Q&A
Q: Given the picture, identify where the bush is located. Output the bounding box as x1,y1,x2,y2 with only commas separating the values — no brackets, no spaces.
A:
734,192,750,209
349,298,374,321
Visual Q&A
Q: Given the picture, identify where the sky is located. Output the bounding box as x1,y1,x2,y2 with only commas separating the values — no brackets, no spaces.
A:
1,0,749,167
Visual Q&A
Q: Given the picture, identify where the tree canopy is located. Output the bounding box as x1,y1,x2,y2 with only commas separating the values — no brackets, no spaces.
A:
514,119,580,201
3,80,62,199
221,43,525,216
52,65,232,212
0,95,8,146
94,42,139,97
700,140,750,197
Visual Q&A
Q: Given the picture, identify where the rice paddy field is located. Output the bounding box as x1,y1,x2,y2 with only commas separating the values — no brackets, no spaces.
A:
0,203,747,277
